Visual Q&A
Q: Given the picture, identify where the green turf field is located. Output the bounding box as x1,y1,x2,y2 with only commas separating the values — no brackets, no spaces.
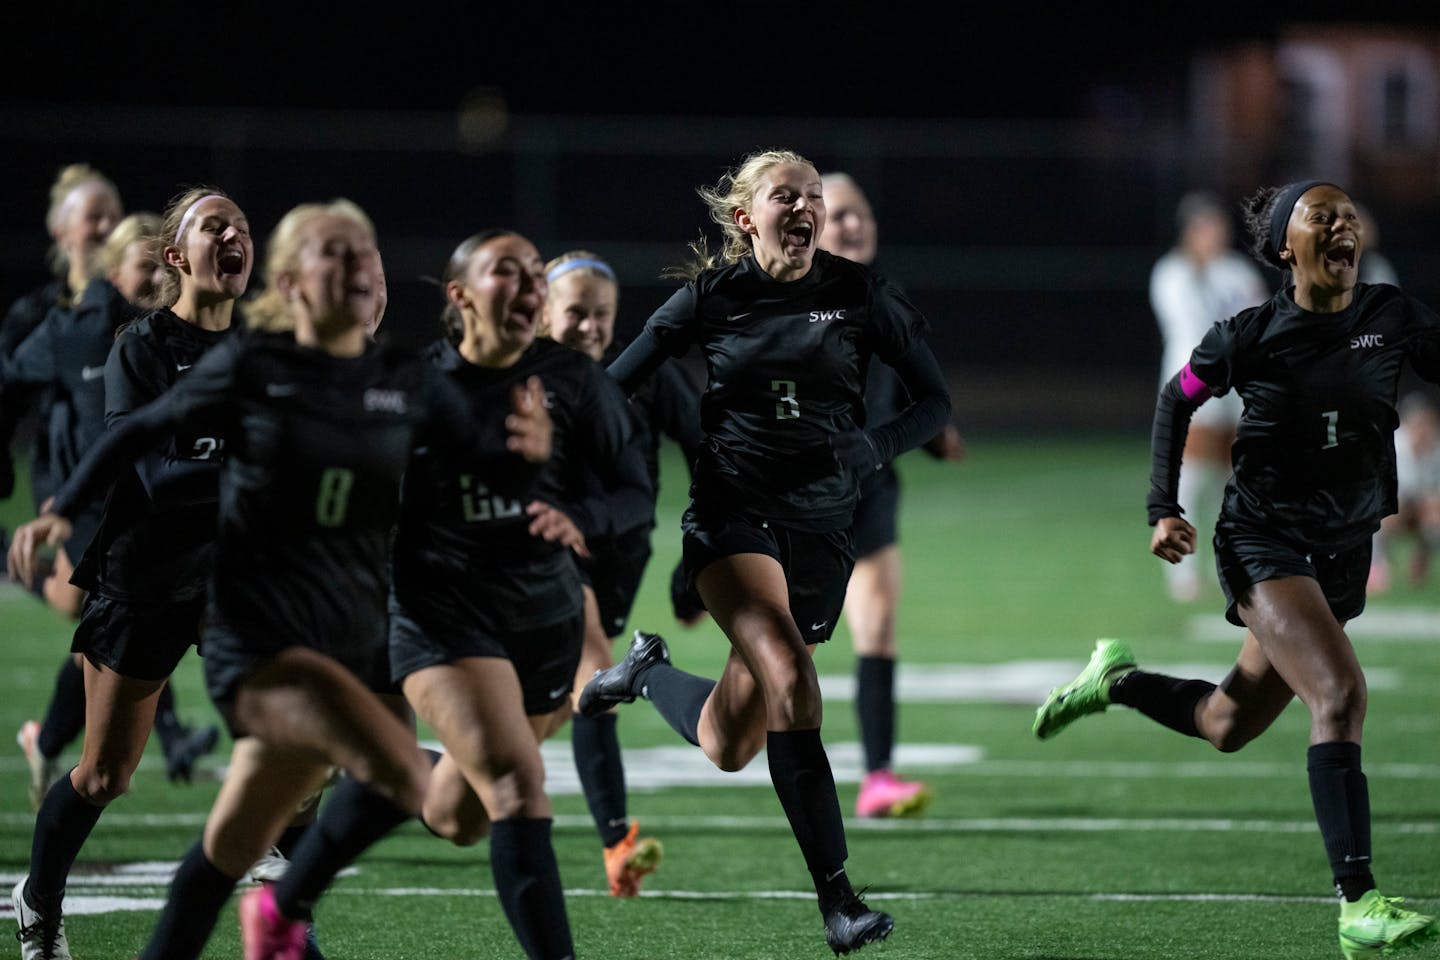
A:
3,434,1439,959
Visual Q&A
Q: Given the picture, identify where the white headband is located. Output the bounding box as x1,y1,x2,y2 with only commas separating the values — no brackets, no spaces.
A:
174,195,226,243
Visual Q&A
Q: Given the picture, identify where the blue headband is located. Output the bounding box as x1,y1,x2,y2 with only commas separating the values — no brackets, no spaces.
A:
1269,180,1340,258
545,258,616,284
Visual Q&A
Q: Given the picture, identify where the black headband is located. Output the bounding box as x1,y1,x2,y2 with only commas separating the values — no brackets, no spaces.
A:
1269,180,1340,258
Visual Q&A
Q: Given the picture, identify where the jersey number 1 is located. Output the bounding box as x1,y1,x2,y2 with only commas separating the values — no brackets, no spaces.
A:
316,467,355,527
1321,410,1339,449
772,380,799,420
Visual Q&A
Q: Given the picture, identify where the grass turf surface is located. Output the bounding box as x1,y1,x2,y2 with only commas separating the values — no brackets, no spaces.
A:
2,433,1439,959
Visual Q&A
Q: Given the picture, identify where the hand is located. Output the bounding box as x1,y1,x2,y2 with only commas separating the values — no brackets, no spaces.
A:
1151,516,1197,564
830,430,882,474
526,500,590,559
669,558,708,627
7,513,72,586
506,376,552,463
925,425,966,463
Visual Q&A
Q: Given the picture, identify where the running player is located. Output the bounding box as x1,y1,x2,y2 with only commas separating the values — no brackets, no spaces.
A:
9,191,247,960
1,164,122,512
542,248,702,896
580,148,952,954
1033,180,1440,960
9,202,552,960
248,230,644,960
817,172,964,820
14,211,220,813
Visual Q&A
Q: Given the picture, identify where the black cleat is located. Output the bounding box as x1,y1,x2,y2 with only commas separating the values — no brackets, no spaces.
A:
164,724,220,783
577,630,671,718
824,892,893,955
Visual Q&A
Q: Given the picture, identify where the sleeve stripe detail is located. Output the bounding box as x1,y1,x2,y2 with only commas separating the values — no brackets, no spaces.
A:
1178,363,1210,402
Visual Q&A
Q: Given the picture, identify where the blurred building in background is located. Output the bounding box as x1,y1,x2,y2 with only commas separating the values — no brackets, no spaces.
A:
3,21,1436,435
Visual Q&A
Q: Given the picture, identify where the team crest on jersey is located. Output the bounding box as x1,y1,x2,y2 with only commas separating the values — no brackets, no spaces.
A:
364,388,409,414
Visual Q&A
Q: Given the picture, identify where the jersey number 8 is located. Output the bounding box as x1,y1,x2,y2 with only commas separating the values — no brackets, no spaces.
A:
316,467,355,527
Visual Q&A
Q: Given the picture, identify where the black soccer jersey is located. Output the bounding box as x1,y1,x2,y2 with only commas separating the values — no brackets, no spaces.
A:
1149,283,1440,548
0,278,138,482
70,308,236,602
391,337,651,633
0,279,66,504
51,331,530,666
609,250,948,531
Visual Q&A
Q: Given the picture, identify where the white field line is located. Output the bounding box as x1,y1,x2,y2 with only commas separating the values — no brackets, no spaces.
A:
1189,607,1440,645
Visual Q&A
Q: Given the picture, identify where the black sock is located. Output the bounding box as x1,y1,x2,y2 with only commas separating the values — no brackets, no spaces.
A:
151,683,185,754
639,663,715,747
137,840,239,960
489,817,575,960
37,658,86,759
273,822,311,859
856,656,896,773
272,776,413,921
571,712,629,847
766,729,853,914
1308,741,1375,902
27,772,104,911
1109,671,1215,739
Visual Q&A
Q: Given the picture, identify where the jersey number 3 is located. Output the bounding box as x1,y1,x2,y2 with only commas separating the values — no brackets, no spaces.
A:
772,380,800,420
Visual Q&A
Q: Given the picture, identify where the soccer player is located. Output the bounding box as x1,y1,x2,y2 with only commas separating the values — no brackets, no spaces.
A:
542,248,703,896
9,191,248,960
580,148,952,954
817,172,964,820
1033,180,1440,960
1,164,122,512
247,229,641,960
9,202,552,960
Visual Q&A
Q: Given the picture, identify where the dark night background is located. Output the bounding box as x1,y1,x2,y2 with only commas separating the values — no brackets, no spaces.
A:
5,4,1438,432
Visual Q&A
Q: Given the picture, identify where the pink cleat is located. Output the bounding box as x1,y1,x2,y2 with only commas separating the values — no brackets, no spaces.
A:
239,884,307,960
855,769,933,819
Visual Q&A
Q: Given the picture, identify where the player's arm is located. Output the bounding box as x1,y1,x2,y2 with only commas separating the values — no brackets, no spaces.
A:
107,332,219,504
834,340,952,474
6,340,236,582
608,284,699,396
1146,368,1207,563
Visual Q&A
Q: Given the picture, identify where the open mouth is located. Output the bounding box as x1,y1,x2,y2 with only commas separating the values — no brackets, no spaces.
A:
1325,238,1356,270
218,249,246,276
784,222,813,250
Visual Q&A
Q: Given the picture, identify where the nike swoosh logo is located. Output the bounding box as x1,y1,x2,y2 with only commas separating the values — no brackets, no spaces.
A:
265,383,300,397
727,312,752,322
81,365,105,381
176,363,192,372
548,684,570,700
811,621,828,631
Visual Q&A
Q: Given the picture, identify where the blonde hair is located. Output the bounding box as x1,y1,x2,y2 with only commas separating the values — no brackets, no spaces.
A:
153,185,235,308
539,249,617,339
98,212,162,276
246,199,377,333
44,163,122,277
665,148,815,281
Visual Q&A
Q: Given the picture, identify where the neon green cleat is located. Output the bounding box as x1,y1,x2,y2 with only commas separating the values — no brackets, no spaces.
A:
1032,639,1137,740
1338,890,1439,959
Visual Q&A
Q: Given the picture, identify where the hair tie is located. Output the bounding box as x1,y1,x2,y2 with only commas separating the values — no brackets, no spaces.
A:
174,195,226,243
546,257,616,284
1268,180,1338,258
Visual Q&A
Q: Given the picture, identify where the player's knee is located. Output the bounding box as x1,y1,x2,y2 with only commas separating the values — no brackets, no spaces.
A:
704,731,765,772
1308,676,1367,731
760,659,823,729
73,762,131,805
